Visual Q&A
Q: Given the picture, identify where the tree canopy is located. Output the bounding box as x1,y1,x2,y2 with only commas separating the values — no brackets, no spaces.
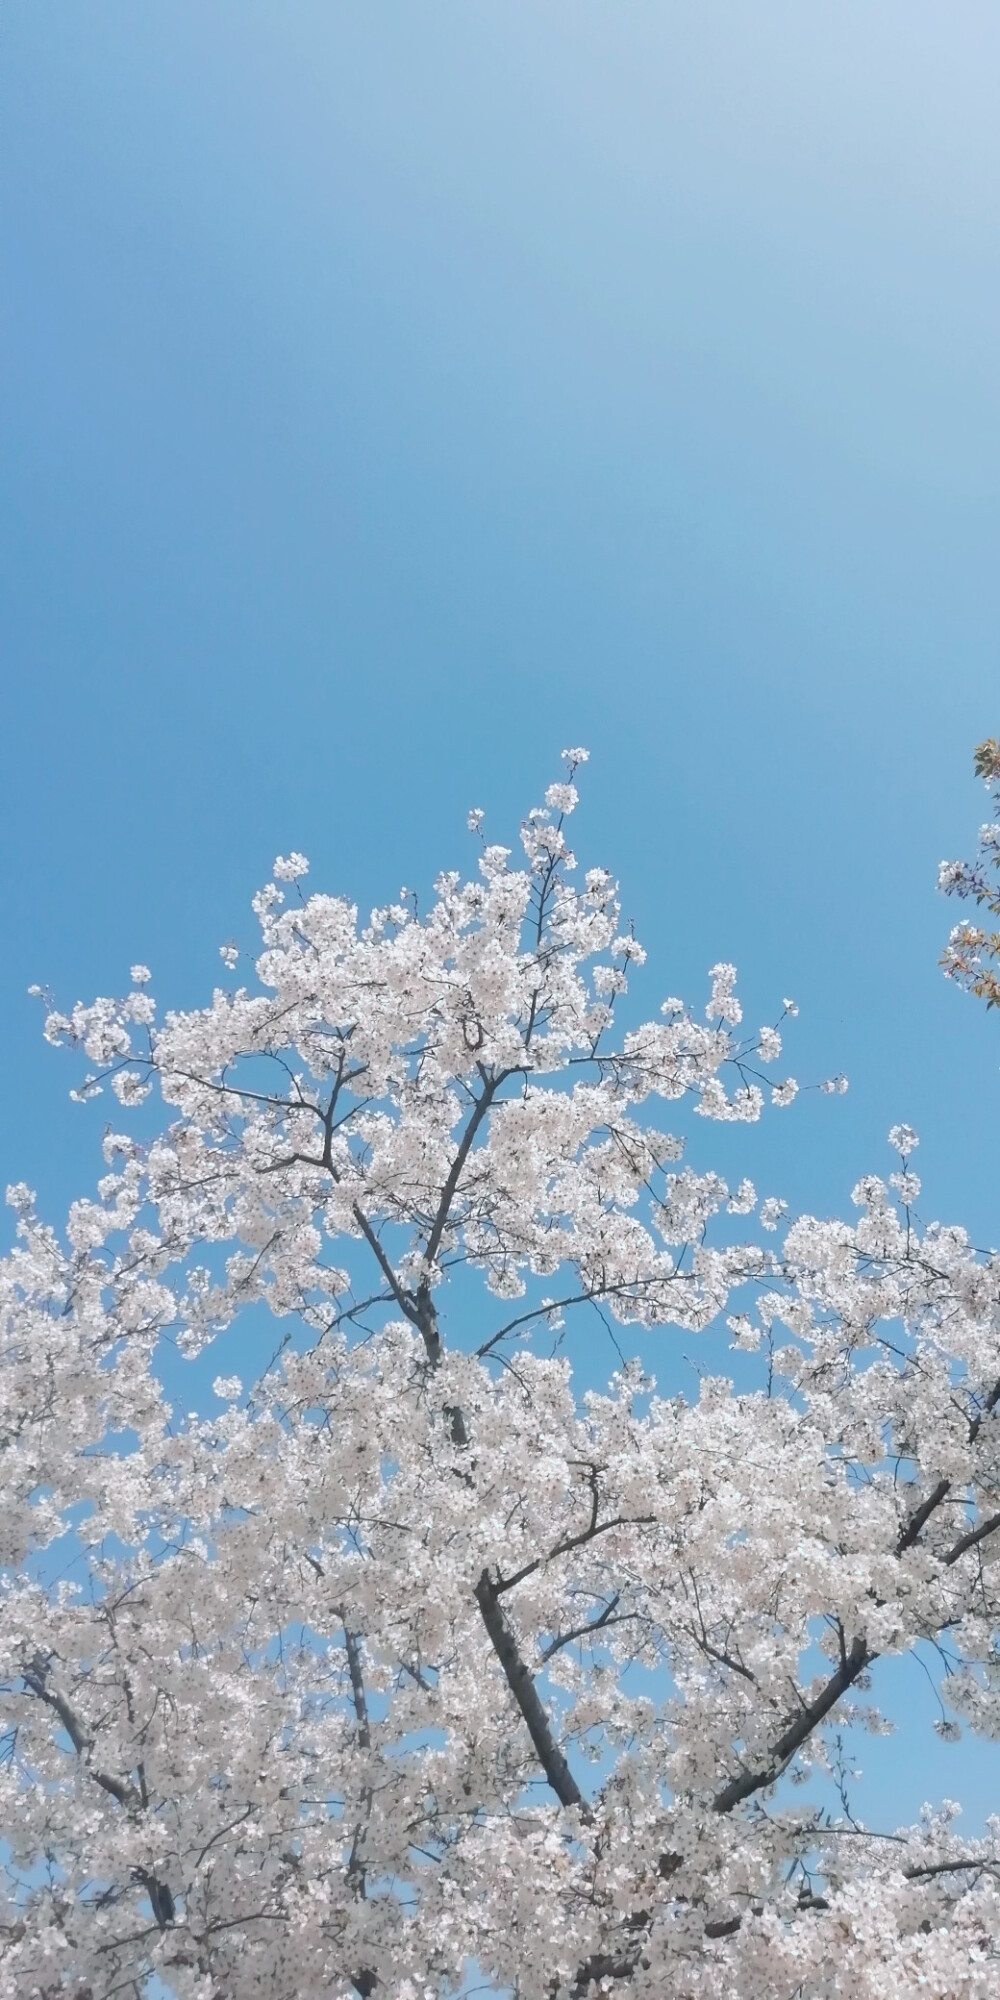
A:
4,750,1000,1999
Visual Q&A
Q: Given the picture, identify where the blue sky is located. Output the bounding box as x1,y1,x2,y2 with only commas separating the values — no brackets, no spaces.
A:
3,2,1000,1834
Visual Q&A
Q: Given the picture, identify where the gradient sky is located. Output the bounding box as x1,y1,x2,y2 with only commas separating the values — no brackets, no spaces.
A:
3,1,1000,1839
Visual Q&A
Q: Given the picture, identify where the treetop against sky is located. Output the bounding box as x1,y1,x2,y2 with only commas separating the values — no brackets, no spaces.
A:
4,750,1000,1997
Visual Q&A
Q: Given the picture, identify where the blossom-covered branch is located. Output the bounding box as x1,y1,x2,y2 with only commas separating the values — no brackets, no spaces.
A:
940,734,1000,1007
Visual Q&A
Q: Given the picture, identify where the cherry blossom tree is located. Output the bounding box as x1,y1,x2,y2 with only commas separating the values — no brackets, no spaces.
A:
4,751,1000,1999
940,735,1000,1011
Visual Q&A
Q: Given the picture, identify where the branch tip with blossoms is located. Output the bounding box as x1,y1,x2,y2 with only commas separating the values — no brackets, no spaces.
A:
940,734,1000,1008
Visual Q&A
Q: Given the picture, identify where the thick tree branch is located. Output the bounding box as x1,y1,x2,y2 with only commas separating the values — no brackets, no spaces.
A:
349,1203,416,1326
474,1570,589,1815
944,1509,1000,1566
342,1621,372,1752
709,1451,1000,1823
340,1613,376,1998
540,1594,625,1663
496,1511,654,1598
712,1637,871,1815
896,1375,1000,1556
420,1071,510,1278
896,1477,952,1555
23,1659,176,1930
23,1657,137,1808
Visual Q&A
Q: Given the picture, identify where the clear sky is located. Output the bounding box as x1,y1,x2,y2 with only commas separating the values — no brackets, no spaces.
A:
3,1,1000,1837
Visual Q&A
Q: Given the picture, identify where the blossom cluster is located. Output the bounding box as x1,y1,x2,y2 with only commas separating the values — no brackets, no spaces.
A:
940,735,1000,1009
